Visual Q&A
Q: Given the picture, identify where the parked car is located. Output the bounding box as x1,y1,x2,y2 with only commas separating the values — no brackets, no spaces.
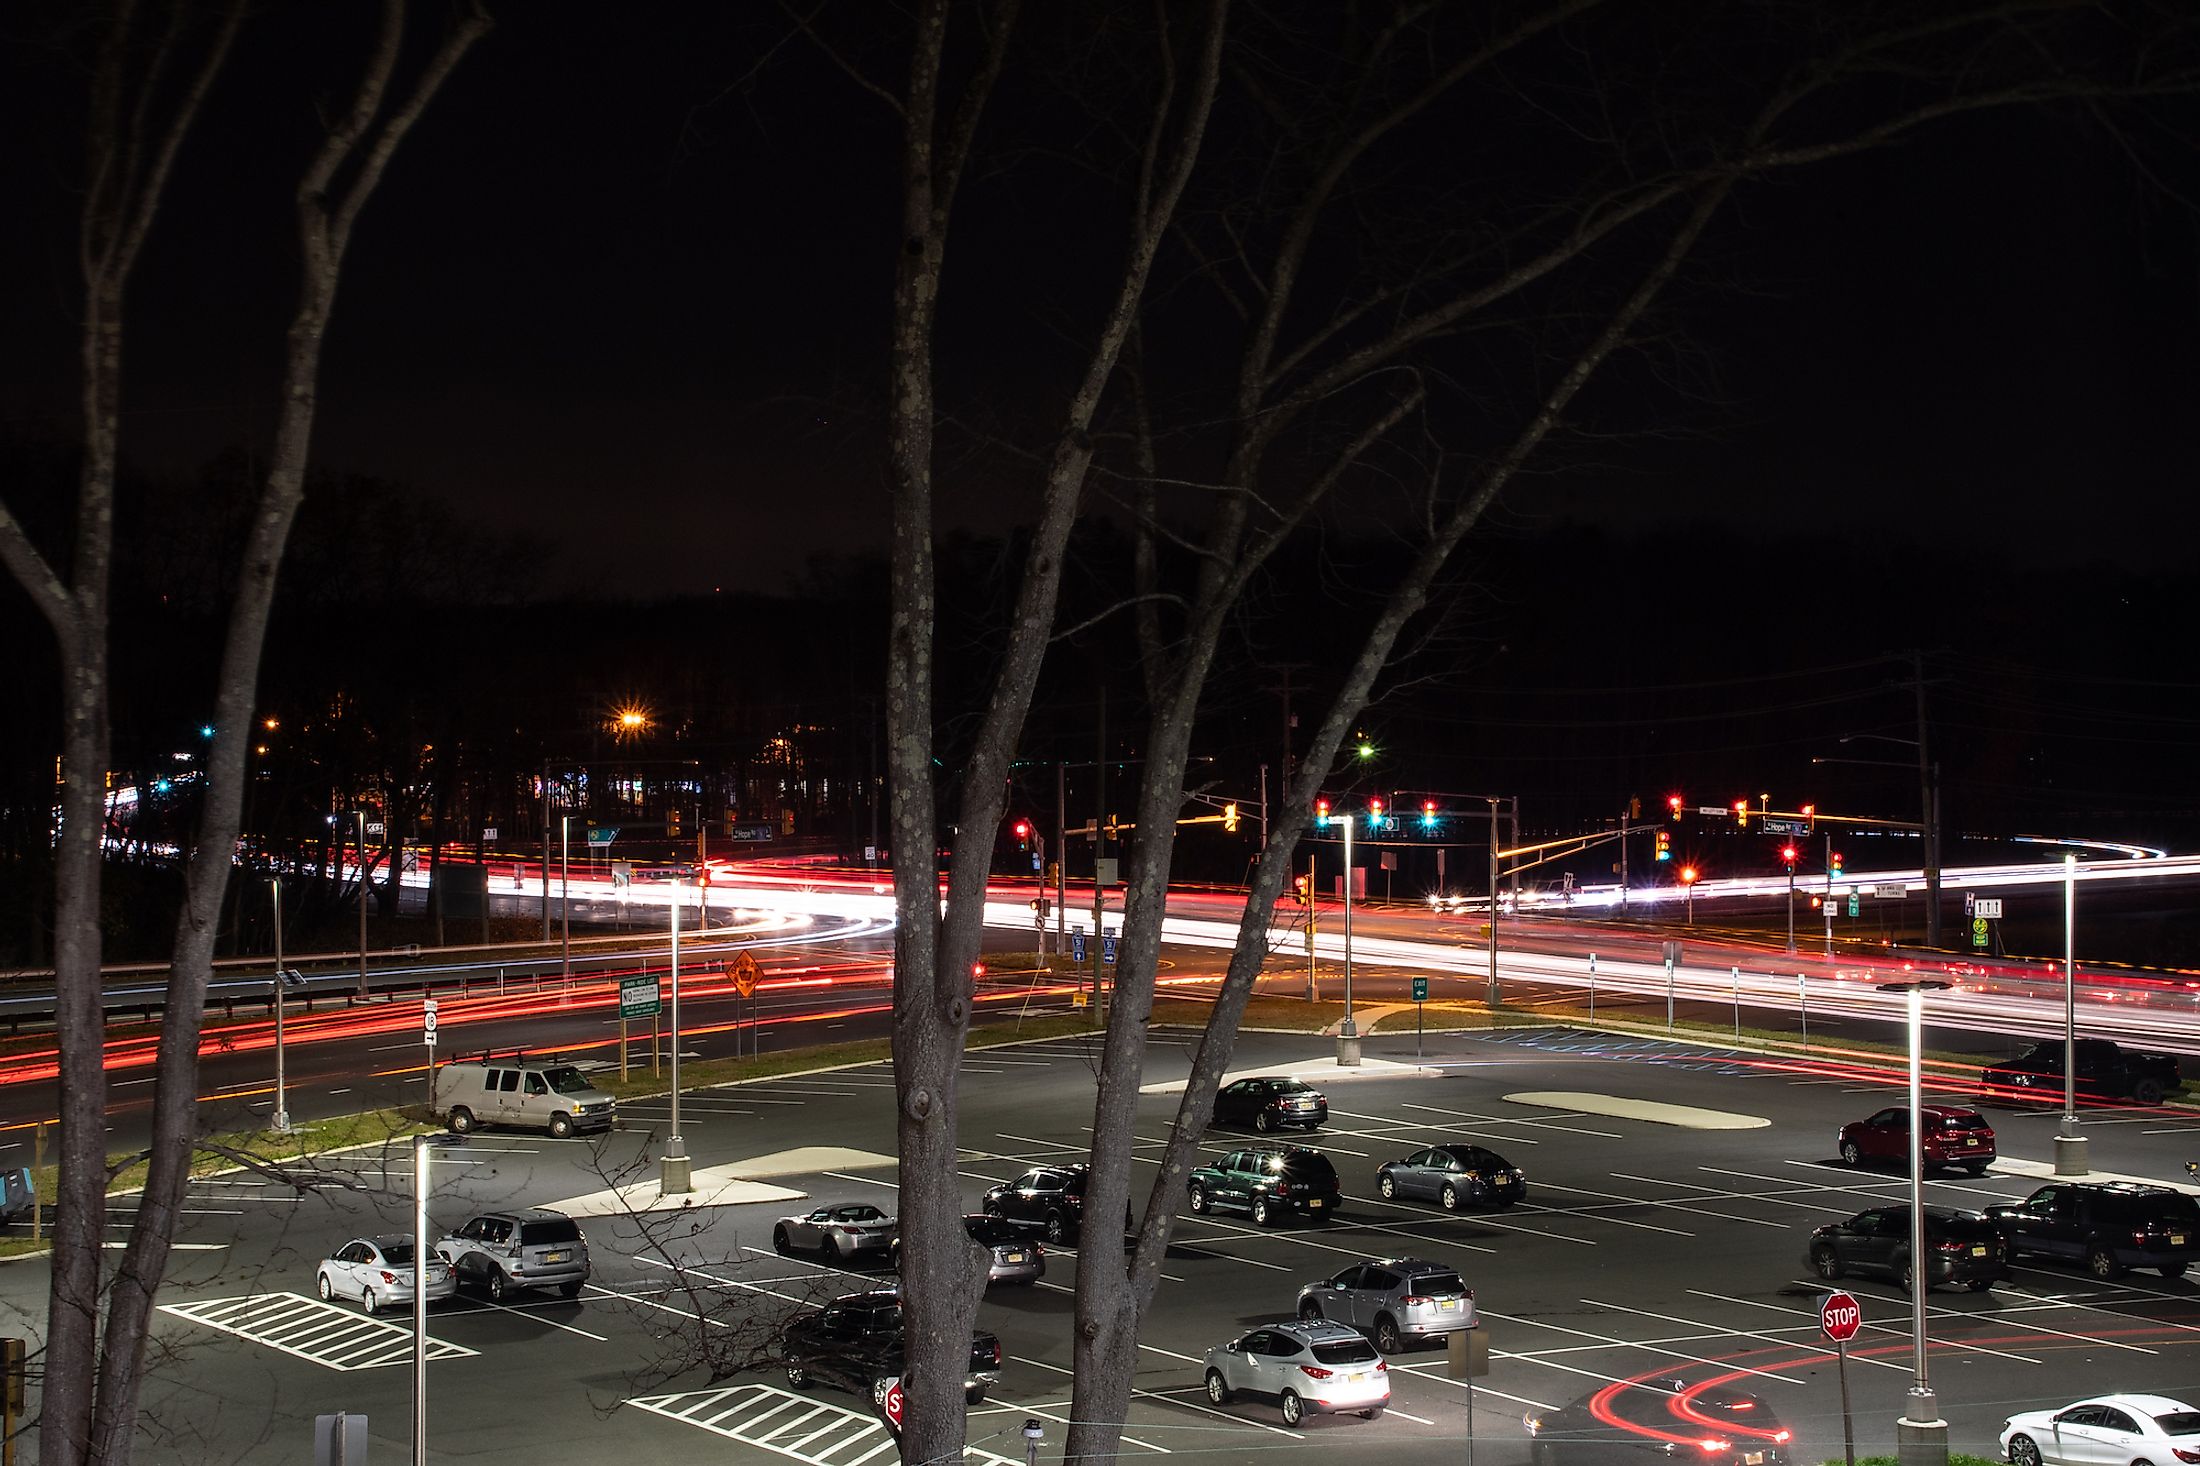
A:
891,1213,1045,1286
2000,1394,2200,1466
434,1052,618,1137
315,1234,455,1315
773,1202,897,1263
981,1163,1130,1243
1806,1205,2010,1292
1296,1257,1477,1352
1213,1077,1329,1133
1202,1319,1389,1427
1836,1105,1996,1175
1188,1148,1343,1226
1375,1144,1526,1209
434,1208,590,1302
1979,1039,2182,1108
1984,1182,2200,1280
1526,1379,1792,1466
781,1289,1001,1404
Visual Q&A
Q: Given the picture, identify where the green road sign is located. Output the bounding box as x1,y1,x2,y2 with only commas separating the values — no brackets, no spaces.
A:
1846,894,1860,917
620,974,661,1020
1411,976,1429,1002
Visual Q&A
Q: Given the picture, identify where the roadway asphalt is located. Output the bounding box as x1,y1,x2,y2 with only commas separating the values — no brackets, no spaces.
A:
7,1017,2198,1466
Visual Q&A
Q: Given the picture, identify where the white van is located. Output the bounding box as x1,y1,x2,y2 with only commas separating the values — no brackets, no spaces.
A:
433,1052,618,1138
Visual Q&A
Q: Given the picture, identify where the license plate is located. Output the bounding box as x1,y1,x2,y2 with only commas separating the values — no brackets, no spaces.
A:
1971,1245,1987,1257
1965,1138,1978,1146
543,1250,569,1264
1305,1197,1324,1208
1440,1299,1460,1311
1494,1177,1512,1187
2173,1234,2188,1246
1348,1372,1368,1384
1005,1252,1026,1263
1745,1453,1765,1465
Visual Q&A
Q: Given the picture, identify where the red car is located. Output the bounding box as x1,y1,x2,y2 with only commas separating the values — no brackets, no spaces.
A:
1838,1105,1996,1176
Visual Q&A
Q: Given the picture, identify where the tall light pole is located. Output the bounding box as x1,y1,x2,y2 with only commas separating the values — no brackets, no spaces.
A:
1485,797,1501,1009
2055,853,2086,1175
271,878,291,1134
661,883,691,1193
1880,978,1951,1466
1783,844,1798,954
560,815,572,982
414,1132,463,1466
1338,813,1360,1066
356,810,370,998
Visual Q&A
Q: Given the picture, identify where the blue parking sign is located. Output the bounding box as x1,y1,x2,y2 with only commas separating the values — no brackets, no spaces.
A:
1071,931,1087,963
1102,935,1119,965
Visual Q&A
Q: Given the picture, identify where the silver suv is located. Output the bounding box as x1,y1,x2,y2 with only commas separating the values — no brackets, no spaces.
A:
435,1208,590,1302
1296,1256,1477,1353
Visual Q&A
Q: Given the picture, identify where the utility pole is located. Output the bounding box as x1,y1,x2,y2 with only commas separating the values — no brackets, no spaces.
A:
1618,806,1629,914
356,810,369,999
1090,686,1106,1010
1055,761,1068,961
1913,652,1943,949
1485,798,1501,1008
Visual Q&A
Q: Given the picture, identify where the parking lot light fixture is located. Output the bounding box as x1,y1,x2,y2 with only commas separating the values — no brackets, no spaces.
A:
1338,812,1359,1066
1878,977,1952,1466
2055,853,2087,1177
661,882,691,1193
414,1132,465,1466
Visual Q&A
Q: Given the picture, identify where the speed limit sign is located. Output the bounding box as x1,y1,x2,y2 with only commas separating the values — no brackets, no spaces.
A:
422,998,439,1046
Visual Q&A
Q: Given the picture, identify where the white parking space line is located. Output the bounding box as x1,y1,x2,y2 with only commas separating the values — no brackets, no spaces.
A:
1350,1193,1597,1247
627,1383,1023,1466
993,1132,1092,1157
823,1170,897,1191
1027,1355,1296,1441
966,1373,1169,1451
1399,1101,1623,1140
1682,1291,1909,1371
158,1293,477,1370
1598,1174,1801,1227
1481,1306,1809,1388
2003,1268,2200,1335
1331,1107,1535,1142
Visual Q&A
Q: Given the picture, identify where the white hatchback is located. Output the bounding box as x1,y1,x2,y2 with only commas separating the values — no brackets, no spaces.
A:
2001,1395,2200,1466
1203,1319,1389,1427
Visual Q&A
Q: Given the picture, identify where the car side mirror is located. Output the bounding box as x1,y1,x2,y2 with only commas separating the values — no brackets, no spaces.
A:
1225,1342,1240,1353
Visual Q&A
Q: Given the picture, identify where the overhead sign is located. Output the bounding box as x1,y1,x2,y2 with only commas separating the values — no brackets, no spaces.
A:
1819,1289,1861,1342
725,824,776,842
421,998,438,1045
1875,884,1907,899
731,951,761,1000
1761,818,1807,835
481,827,498,842
1974,898,2004,919
619,974,661,1020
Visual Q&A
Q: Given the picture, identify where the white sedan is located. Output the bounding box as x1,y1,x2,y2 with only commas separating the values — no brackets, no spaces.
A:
316,1235,457,1315
2001,1395,2200,1466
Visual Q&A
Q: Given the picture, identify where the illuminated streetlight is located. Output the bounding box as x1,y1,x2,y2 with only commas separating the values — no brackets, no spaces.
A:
1679,864,1698,923
1339,811,1360,1066
661,882,691,1193
1878,978,1953,1466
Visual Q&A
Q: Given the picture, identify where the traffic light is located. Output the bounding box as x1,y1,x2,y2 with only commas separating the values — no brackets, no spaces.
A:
1223,802,1239,833
1655,830,1672,862
1780,844,1798,867
1733,799,1749,827
1292,875,1310,907
1668,794,1683,821
1368,797,1385,830
1680,865,1699,885
1421,800,1438,830
1830,850,1844,876
1801,804,1816,830
1315,798,1330,827
1012,820,1031,847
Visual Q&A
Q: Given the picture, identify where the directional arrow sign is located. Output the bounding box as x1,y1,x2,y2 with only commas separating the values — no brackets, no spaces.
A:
1819,1289,1861,1342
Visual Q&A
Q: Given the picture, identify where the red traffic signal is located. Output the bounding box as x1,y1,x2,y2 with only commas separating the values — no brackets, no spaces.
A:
1667,794,1684,819
1315,798,1330,827
1679,865,1699,884
1780,844,1798,865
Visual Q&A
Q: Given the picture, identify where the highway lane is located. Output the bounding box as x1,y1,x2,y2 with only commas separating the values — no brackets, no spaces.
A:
16,1021,2200,1466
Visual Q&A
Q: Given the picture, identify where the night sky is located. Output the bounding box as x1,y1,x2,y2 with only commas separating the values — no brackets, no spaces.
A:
3,4,2196,596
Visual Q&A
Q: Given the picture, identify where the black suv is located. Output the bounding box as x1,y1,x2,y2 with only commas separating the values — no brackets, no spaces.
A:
782,1289,1002,1404
1806,1205,2010,1292
981,1163,1130,1243
1984,1182,2200,1280
1187,1148,1342,1226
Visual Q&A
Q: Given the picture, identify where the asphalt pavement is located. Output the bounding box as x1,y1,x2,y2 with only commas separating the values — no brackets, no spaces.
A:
5,1022,2198,1466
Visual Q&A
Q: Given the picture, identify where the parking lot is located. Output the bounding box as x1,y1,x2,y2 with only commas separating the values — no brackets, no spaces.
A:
17,1024,2200,1466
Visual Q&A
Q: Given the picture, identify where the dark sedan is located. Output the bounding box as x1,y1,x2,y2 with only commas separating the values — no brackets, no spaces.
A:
1806,1204,2010,1292
1375,1144,1526,1210
1526,1379,1792,1466
1213,1077,1328,1133
1837,1105,1995,1176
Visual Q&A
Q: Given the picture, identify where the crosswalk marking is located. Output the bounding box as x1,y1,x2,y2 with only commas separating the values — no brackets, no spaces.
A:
627,1383,1020,1466
158,1292,477,1371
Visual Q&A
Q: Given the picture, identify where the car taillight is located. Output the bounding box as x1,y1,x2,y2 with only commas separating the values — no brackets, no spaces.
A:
1032,1243,1045,1257
1934,1240,1964,1252
1401,1295,1433,1306
2136,1230,2153,1243
2170,1448,2199,1464
1299,1365,1333,1380
379,1270,397,1283
1774,1431,1792,1444
989,1341,1002,1366
1376,1360,1388,1372
1696,1440,1732,1455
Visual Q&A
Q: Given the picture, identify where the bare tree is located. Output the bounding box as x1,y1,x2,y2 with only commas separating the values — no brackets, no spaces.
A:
0,4,489,1461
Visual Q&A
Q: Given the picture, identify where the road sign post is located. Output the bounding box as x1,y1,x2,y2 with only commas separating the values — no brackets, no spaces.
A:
620,975,661,1081
731,951,761,1060
1821,1290,1861,1466
1411,976,1429,1063
422,998,438,1107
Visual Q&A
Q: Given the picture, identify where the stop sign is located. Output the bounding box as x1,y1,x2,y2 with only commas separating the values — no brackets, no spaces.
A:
881,1377,904,1433
1819,1290,1862,1342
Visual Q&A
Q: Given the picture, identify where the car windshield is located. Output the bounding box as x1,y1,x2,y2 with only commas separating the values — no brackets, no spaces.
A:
1410,1271,1468,1294
1934,1113,1989,1132
966,1216,1022,1245
1312,1339,1379,1365
542,1066,593,1095
1274,1081,1313,1095
1924,1210,1999,1239
378,1243,416,1265
1282,1155,1338,1186
2154,1412,2200,1435
519,1218,581,1246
